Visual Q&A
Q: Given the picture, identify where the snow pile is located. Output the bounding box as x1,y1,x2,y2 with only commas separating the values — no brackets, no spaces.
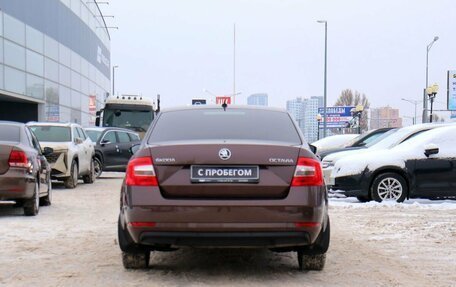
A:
330,197,456,210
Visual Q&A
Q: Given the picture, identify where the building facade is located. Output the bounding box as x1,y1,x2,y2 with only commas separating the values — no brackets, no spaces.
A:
370,106,403,129
286,96,324,142
247,93,268,106
0,0,111,125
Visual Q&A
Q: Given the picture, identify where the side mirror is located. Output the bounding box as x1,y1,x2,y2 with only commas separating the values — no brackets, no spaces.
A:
424,143,439,157
100,140,111,146
309,144,317,154
129,144,140,155
74,138,83,145
42,147,54,156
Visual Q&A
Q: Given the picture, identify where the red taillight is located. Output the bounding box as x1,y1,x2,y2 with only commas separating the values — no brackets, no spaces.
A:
125,156,158,186
295,222,321,228
8,150,29,168
128,222,156,228
291,157,323,186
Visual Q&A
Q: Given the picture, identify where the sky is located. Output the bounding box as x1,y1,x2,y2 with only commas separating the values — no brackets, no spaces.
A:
101,0,456,125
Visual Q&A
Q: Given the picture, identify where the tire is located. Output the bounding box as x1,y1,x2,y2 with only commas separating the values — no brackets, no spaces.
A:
64,161,78,189
83,159,96,184
122,251,150,269
298,252,326,271
24,182,39,216
40,176,52,206
356,196,370,203
94,157,103,178
371,172,407,203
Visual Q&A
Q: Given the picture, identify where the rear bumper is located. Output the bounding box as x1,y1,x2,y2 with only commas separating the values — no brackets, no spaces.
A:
139,231,310,248
121,186,328,248
0,169,35,200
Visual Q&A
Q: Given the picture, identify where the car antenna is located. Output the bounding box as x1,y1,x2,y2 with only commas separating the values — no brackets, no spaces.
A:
222,100,228,111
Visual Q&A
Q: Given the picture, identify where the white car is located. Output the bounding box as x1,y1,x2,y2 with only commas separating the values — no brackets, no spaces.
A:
311,134,359,153
331,125,456,202
322,123,445,186
28,123,96,188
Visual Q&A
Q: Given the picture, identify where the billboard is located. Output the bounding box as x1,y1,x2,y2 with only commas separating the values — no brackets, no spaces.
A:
318,106,355,128
192,98,207,105
448,70,456,111
216,96,232,105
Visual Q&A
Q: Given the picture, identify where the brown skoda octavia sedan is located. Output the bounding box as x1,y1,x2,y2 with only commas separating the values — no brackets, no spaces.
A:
118,106,330,270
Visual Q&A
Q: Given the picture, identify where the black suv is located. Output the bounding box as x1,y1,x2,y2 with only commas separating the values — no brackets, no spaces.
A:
85,127,141,177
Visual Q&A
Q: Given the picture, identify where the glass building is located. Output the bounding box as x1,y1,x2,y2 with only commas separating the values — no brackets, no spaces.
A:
0,0,111,125
247,93,268,106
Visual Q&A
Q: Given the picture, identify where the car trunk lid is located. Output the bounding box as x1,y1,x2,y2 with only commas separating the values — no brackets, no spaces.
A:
149,141,302,199
0,143,15,175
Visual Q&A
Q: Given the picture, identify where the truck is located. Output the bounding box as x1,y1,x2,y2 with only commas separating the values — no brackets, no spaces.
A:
95,95,160,138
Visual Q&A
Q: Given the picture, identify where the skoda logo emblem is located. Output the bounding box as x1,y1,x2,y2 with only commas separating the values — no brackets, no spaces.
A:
219,148,231,160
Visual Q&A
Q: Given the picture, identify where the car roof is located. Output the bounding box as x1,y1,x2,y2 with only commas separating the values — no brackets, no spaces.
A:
160,105,288,113
27,121,80,127
85,127,138,133
0,120,26,127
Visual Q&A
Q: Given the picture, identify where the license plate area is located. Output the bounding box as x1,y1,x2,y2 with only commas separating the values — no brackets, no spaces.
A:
190,165,259,183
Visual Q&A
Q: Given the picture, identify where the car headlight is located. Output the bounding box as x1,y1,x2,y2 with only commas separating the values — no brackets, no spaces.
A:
321,161,334,168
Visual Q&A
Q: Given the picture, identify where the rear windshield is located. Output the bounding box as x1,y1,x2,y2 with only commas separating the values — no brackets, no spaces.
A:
86,130,102,142
30,126,71,142
148,109,302,144
0,125,20,142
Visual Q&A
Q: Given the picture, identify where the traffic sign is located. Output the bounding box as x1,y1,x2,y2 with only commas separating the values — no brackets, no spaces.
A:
216,96,232,105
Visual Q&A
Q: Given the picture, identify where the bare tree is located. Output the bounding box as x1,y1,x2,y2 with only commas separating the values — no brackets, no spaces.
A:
334,89,370,132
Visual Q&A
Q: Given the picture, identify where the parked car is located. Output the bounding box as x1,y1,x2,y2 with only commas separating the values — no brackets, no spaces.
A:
322,123,444,187
118,106,330,270
317,128,395,159
28,122,95,189
0,121,52,216
311,134,358,155
331,125,456,202
85,127,141,177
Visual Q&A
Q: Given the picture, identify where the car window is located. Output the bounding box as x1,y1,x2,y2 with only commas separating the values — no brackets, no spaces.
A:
128,133,140,141
86,130,102,142
30,126,72,142
148,109,302,144
77,127,87,140
102,131,117,144
117,132,130,143
361,132,384,146
0,125,21,142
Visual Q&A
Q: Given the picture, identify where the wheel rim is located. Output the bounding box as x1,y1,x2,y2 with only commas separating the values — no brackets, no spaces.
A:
35,183,40,210
94,159,102,178
73,164,78,186
377,177,403,201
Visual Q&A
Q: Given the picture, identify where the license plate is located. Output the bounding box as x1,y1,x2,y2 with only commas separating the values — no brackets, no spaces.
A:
190,165,259,183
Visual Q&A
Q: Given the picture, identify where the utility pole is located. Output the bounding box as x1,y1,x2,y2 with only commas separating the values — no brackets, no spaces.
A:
233,23,236,104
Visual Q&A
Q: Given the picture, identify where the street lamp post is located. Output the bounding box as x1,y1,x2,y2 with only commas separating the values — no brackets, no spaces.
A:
401,98,421,125
423,36,439,123
316,114,322,140
317,20,328,138
426,84,439,123
112,65,119,96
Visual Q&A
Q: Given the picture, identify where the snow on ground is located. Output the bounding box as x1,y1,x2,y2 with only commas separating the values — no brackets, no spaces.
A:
0,173,455,286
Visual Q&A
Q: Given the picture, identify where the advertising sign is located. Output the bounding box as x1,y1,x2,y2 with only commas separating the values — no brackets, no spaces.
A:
192,99,207,105
216,96,232,105
318,106,355,128
448,70,456,111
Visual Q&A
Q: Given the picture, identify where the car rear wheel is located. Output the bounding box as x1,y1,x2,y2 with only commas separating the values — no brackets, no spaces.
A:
64,161,78,189
40,176,52,206
122,251,150,269
83,159,96,184
297,252,326,271
371,172,407,203
24,182,39,216
94,157,103,178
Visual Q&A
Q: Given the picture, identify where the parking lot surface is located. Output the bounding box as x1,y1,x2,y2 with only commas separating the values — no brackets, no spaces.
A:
1,173,455,287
